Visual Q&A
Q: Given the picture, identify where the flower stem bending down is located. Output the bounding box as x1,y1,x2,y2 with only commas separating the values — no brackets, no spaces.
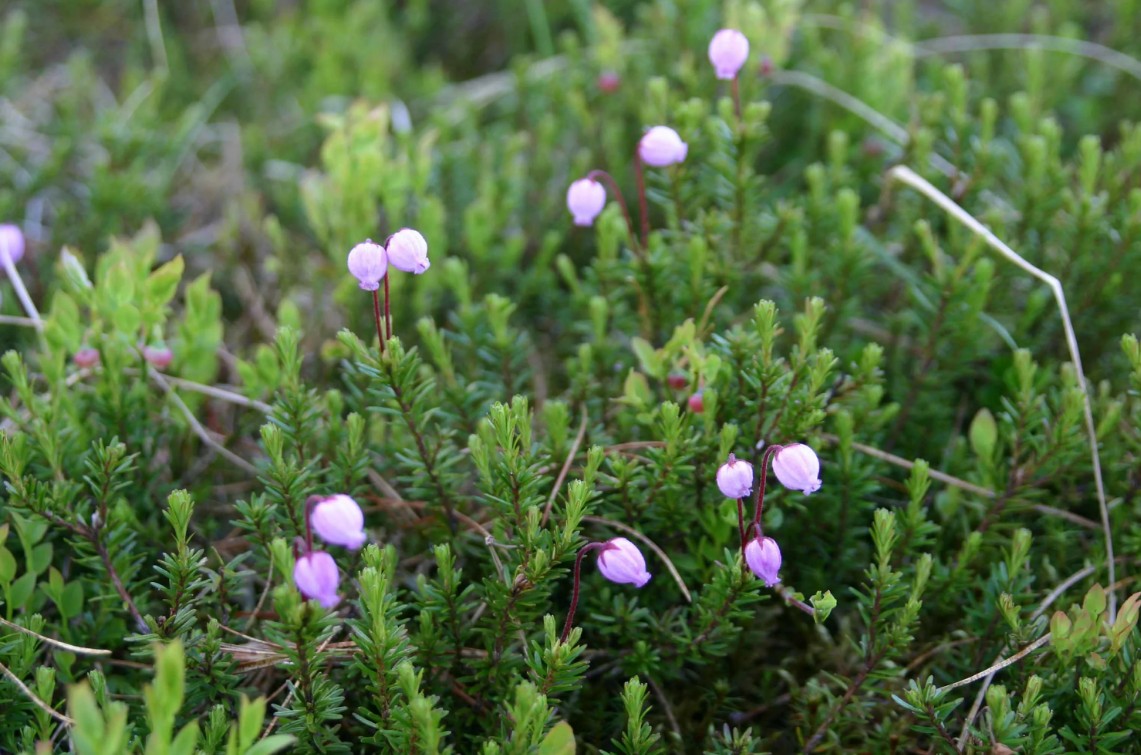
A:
560,542,607,643
751,445,782,533
560,538,652,643
371,289,385,354
586,170,641,254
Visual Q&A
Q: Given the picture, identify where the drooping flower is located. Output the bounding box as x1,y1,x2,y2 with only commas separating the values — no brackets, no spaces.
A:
74,348,100,368
566,178,607,226
386,228,430,274
638,126,688,167
0,225,24,266
772,443,822,495
309,494,368,549
347,240,387,291
716,453,754,499
293,550,341,608
745,535,782,586
597,537,651,587
708,29,749,80
143,345,173,370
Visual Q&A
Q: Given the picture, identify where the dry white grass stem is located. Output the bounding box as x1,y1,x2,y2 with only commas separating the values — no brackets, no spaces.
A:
0,616,111,655
150,370,259,474
886,165,1115,624
0,659,73,726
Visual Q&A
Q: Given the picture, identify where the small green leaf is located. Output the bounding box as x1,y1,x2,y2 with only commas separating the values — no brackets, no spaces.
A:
10,571,37,608
811,590,837,623
630,337,662,378
969,408,997,459
243,735,297,755
30,542,53,576
145,255,185,313
537,721,576,755
0,546,16,583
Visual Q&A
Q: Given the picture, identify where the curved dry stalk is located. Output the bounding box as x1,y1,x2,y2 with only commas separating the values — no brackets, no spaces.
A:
540,408,588,527
0,659,73,726
0,616,111,655
912,34,1141,82
0,255,42,329
941,632,1052,693
766,70,956,178
583,515,691,603
820,434,1100,529
150,370,259,474
886,165,1116,624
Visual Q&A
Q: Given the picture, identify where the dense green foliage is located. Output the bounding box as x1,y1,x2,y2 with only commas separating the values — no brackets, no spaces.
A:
3,0,1141,752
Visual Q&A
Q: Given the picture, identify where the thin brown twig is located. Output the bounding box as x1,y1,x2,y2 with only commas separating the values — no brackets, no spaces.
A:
941,633,1052,693
646,676,682,741
541,409,588,527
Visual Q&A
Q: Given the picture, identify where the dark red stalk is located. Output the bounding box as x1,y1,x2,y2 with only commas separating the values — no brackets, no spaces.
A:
383,274,393,341
752,445,783,530
634,153,650,247
371,289,386,354
737,497,748,557
731,75,742,119
560,542,607,643
587,169,642,255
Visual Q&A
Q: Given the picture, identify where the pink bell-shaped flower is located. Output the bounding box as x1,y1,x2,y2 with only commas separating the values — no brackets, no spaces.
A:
597,537,651,587
716,453,754,499
386,228,430,274
0,225,25,266
708,29,749,80
745,535,781,586
347,240,387,291
772,443,822,495
144,345,173,370
293,550,341,608
566,178,607,226
309,494,368,549
638,126,688,167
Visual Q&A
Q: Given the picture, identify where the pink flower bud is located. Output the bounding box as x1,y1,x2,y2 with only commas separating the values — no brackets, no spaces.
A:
772,443,822,495
687,391,704,413
708,29,749,80
566,178,607,227
638,126,688,167
74,348,100,368
0,224,25,266
386,228,430,274
597,537,651,587
666,372,688,390
144,345,173,370
347,240,387,291
309,494,367,549
716,453,753,499
293,550,340,608
745,536,782,586
597,70,621,93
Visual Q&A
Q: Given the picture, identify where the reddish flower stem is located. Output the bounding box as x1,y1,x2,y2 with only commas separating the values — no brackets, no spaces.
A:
383,274,393,341
371,289,386,354
634,154,650,247
752,445,783,530
737,497,748,557
731,76,742,119
560,542,607,643
587,169,642,255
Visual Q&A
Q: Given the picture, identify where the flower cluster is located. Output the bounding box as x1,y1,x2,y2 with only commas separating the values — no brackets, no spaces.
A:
716,443,822,588
292,494,368,608
347,228,431,291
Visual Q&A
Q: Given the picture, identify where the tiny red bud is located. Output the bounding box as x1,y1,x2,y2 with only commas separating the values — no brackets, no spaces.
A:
598,70,620,93
759,56,773,76
667,372,688,390
687,392,704,413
